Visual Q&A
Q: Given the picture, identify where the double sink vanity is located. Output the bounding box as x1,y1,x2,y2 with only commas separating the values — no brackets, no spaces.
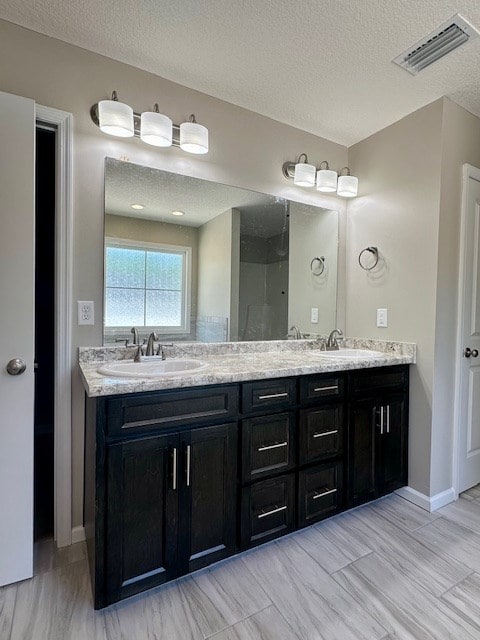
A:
80,337,415,609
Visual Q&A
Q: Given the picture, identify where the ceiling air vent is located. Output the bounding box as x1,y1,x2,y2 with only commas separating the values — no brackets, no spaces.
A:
393,14,480,75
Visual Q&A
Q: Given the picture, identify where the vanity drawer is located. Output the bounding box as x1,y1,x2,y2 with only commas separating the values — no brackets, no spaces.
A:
104,385,239,437
300,374,344,404
242,412,295,482
299,406,343,464
298,461,343,527
352,366,408,396
242,378,296,414
241,474,295,549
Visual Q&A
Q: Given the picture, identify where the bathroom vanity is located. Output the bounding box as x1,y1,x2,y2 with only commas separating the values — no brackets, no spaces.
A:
80,340,414,609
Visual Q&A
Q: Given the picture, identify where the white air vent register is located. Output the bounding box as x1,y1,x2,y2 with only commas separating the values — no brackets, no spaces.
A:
393,13,479,75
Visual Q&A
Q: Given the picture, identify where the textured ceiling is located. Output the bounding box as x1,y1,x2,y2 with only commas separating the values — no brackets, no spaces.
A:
2,0,480,145
105,159,293,237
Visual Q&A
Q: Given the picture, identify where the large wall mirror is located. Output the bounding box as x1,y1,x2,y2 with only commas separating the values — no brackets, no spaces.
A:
104,158,338,344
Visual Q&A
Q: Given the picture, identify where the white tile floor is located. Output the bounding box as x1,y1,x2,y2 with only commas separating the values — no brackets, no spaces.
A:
3,490,480,639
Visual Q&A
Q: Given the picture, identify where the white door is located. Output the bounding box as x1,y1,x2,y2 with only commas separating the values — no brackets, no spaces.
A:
457,166,480,493
0,91,35,585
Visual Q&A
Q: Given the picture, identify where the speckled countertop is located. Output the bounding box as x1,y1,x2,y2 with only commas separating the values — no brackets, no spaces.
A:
79,338,416,398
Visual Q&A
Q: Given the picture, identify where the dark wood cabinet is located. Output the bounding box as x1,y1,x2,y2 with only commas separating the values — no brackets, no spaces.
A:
85,364,409,608
105,433,178,604
349,367,409,507
178,423,237,574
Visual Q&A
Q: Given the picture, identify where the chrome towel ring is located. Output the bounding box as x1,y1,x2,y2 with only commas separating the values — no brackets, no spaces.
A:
310,256,325,276
358,247,379,271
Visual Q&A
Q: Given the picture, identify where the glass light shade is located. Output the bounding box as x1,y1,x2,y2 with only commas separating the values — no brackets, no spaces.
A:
316,168,338,192
294,162,316,187
337,174,359,197
140,111,173,147
179,122,209,154
98,99,134,137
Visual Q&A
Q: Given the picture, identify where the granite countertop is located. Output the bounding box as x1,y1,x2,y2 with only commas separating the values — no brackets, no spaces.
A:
79,338,416,398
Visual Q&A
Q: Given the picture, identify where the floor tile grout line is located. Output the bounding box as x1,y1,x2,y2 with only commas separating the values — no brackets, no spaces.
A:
438,569,477,599
202,604,276,639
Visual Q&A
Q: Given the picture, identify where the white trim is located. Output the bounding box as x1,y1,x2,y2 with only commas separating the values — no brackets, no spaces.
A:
36,105,74,548
71,525,86,544
395,486,455,512
452,163,480,498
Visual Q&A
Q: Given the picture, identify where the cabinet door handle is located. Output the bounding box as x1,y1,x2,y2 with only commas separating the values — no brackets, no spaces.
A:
380,406,384,435
257,505,287,519
258,392,288,400
258,441,287,452
313,429,338,438
313,385,338,392
172,447,177,491
186,444,191,487
386,405,390,434
313,488,337,500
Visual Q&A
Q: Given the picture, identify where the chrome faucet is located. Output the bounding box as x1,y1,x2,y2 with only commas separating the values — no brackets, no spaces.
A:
289,325,301,340
130,327,139,345
326,329,343,350
146,332,158,356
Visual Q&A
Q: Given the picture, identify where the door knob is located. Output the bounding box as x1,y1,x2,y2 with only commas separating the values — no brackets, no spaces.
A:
464,348,479,358
6,358,26,375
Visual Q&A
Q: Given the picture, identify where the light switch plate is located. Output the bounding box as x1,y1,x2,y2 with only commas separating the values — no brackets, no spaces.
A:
78,300,94,325
311,308,319,323
377,308,388,328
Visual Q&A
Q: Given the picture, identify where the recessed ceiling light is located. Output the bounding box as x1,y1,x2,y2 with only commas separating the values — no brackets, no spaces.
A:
131,204,145,210
171,210,185,216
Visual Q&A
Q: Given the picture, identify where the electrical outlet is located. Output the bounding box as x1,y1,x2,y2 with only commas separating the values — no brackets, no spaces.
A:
311,308,319,323
78,300,94,326
377,308,388,328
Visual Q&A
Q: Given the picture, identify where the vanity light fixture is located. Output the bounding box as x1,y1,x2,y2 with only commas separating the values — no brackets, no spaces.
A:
316,161,338,193
293,153,316,187
179,115,209,155
140,104,173,147
282,156,359,197
130,204,145,210
91,92,209,155
337,167,359,198
97,91,134,138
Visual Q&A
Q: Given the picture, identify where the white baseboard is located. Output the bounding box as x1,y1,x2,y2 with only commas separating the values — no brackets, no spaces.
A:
395,486,455,512
71,525,86,544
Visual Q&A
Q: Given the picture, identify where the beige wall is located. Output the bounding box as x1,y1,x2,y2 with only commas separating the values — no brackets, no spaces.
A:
0,20,348,530
288,204,338,335
347,100,444,496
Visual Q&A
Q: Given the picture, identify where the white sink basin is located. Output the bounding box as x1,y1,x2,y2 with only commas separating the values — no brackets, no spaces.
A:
97,358,208,378
314,348,384,360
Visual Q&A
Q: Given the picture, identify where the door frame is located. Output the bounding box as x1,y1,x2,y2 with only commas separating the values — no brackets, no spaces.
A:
36,105,73,547
452,163,480,499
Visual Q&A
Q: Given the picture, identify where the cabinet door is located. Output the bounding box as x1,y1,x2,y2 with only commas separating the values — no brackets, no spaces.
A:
106,434,179,605
349,400,378,506
378,395,408,496
179,423,237,574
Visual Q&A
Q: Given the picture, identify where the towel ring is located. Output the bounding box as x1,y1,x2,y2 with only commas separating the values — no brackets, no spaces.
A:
310,256,325,276
358,246,379,271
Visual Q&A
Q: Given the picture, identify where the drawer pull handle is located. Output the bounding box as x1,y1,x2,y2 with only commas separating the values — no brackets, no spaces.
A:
313,385,338,392
258,392,289,400
313,488,337,500
258,505,287,519
386,405,390,434
172,447,177,491
258,441,288,452
313,429,338,439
